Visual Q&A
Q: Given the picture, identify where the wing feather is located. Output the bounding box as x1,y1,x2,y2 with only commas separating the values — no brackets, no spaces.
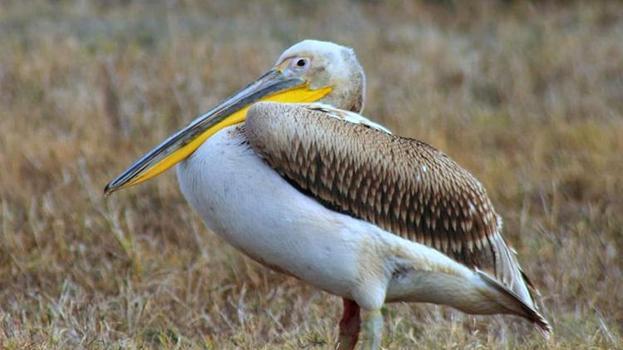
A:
244,102,537,308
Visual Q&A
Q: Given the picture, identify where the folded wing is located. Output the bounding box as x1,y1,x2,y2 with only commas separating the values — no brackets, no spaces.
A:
244,102,538,309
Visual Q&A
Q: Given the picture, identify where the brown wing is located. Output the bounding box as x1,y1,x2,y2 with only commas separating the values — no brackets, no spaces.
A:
244,102,536,307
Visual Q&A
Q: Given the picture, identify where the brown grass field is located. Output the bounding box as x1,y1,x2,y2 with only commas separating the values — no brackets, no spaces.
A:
1,1,622,349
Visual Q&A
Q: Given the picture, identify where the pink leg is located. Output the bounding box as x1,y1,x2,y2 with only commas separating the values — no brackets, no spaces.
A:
338,298,361,350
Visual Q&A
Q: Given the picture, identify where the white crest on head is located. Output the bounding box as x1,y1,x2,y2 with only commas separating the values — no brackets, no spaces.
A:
277,40,351,65
276,40,359,86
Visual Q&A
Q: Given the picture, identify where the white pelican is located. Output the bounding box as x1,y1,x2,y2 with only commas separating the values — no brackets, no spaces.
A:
105,40,550,349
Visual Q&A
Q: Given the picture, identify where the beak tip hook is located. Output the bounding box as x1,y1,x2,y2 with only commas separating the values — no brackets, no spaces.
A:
103,183,115,197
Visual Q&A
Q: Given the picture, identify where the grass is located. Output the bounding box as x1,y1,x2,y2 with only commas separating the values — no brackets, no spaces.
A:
1,0,622,348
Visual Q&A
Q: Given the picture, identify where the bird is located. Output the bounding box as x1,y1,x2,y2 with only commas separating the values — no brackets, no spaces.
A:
105,40,550,349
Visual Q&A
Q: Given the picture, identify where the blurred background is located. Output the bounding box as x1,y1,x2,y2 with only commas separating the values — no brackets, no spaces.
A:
1,0,622,348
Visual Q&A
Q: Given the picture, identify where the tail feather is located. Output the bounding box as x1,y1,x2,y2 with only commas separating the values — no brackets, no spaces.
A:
477,269,552,337
490,231,537,310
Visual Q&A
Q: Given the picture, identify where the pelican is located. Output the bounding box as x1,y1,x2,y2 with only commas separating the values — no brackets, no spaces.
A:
105,40,550,349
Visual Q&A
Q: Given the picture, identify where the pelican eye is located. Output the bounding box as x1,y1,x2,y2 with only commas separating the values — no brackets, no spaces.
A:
290,57,310,72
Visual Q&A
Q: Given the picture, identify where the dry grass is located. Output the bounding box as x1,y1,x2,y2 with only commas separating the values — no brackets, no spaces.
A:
1,0,622,349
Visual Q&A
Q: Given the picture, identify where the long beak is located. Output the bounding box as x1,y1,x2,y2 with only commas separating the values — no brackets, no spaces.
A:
104,69,332,195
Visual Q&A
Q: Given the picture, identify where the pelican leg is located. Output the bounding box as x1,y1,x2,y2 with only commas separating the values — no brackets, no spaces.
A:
338,298,361,350
360,308,383,350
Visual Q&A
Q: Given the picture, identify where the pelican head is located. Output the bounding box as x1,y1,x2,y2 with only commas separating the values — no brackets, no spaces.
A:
104,40,365,194
276,40,365,113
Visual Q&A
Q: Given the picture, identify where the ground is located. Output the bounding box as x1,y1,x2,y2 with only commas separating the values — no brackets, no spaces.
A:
0,1,622,349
